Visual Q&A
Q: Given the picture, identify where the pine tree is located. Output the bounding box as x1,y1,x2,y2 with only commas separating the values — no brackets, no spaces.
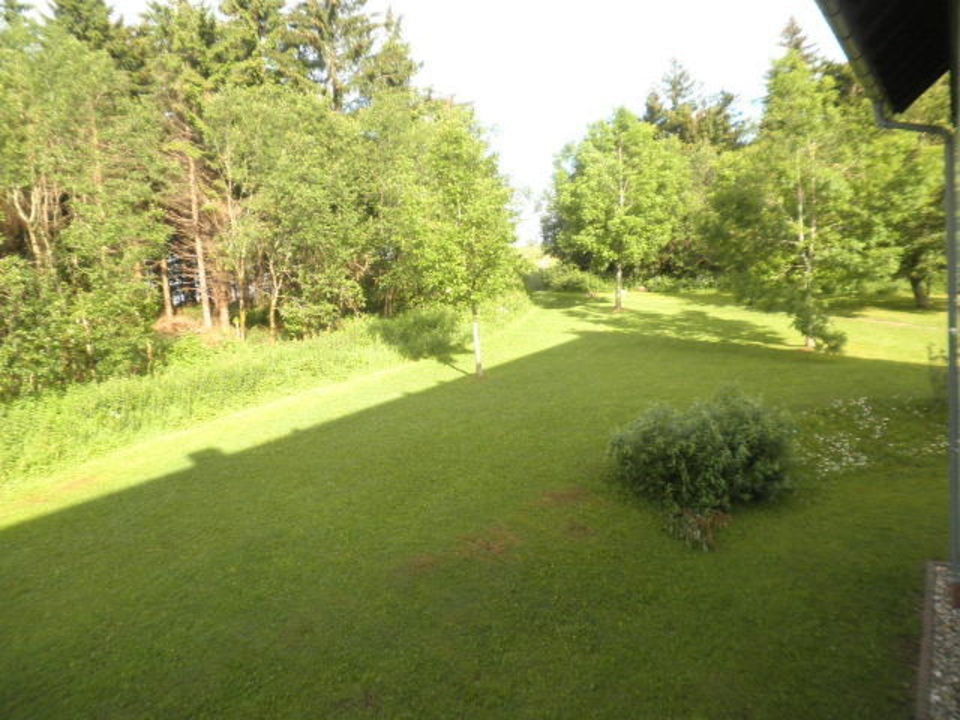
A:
49,0,115,49
288,0,375,110
353,10,418,102
142,0,223,328
779,17,817,65
1,0,29,26
216,0,305,87
643,60,744,148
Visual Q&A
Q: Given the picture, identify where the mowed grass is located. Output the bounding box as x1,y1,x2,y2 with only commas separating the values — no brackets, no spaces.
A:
0,290,948,718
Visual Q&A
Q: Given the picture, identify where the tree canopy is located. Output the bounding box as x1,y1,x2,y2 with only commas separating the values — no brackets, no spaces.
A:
0,2,518,397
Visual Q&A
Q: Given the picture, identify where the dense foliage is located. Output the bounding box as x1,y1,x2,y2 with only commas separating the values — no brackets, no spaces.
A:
540,261,607,294
0,1,517,397
608,388,793,548
544,25,946,350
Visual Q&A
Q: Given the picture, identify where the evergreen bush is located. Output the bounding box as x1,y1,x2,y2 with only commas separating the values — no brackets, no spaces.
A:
608,388,792,547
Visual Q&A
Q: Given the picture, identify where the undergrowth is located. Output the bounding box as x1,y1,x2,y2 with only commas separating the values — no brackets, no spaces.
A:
0,292,531,484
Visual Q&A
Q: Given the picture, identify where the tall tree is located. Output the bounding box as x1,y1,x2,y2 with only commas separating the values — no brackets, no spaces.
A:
547,108,688,310
143,0,222,328
216,0,305,88
288,0,375,110
709,49,892,350
643,60,744,149
414,103,516,377
779,16,817,65
49,0,115,48
1,0,29,26
353,10,418,102
0,25,167,394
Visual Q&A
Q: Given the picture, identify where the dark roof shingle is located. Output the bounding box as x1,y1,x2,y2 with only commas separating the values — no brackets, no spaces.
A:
816,0,949,112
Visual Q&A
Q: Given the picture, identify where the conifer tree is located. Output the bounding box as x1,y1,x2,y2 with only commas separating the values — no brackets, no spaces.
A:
643,60,744,148
288,0,374,110
49,0,114,48
1,0,29,26
217,0,305,87
353,10,418,102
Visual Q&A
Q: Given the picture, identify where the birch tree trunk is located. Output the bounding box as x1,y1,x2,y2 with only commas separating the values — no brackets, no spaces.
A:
615,264,624,311
472,303,484,378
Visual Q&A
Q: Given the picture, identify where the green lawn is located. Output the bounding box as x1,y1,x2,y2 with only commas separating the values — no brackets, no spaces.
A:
0,290,948,718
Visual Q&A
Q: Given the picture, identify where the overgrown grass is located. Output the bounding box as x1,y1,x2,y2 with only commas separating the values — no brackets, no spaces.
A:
0,291,531,484
0,288,948,718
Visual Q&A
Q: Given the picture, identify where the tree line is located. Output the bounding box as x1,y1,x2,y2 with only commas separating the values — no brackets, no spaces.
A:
543,21,946,351
0,0,516,398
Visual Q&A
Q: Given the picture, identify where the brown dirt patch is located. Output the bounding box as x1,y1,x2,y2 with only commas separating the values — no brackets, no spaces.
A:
458,527,520,558
332,691,381,715
402,553,443,575
564,520,596,539
536,486,594,507
279,616,316,648
152,315,202,335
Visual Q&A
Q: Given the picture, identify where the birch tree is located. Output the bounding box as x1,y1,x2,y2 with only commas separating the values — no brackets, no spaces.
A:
547,108,688,310
416,104,516,378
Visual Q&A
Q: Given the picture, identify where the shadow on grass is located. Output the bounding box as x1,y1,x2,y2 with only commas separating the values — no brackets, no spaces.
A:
370,306,470,375
828,293,947,317
0,301,941,718
669,287,948,319
531,291,786,347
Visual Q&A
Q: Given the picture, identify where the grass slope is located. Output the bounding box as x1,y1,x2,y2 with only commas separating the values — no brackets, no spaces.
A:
0,291,948,718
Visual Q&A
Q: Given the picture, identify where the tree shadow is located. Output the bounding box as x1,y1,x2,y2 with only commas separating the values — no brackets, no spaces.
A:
541,294,787,347
0,317,939,718
661,290,742,310
671,287,948,319
370,306,470,373
828,293,947,318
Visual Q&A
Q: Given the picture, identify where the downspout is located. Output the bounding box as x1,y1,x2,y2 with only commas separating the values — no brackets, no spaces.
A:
874,101,960,606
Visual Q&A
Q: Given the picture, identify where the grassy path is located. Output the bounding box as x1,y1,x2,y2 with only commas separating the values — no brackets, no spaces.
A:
0,291,948,718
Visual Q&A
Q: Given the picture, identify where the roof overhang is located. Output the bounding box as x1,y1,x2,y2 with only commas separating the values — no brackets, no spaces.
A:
814,0,950,113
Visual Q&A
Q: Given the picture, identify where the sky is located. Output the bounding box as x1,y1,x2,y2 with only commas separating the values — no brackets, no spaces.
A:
101,0,845,244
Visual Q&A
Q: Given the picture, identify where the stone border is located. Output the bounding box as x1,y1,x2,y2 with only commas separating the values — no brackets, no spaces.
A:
915,561,960,719
915,561,939,720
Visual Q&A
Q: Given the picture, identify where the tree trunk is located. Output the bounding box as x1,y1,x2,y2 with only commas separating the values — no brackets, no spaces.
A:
212,272,230,329
188,155,213,329
910,276,931,309
268,258,281,343
614,264,624,311
237,260,247,340
269,289,279,343
160,257,174,321
805,335,817,350
472,304,484,379
80,314,96,380
383,287,394,318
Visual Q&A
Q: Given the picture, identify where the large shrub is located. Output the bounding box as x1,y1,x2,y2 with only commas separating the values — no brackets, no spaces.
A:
541,262,607,294
609,388,792,546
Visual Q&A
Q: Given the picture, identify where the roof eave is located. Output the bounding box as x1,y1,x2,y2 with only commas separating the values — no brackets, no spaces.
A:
813,0,896,114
